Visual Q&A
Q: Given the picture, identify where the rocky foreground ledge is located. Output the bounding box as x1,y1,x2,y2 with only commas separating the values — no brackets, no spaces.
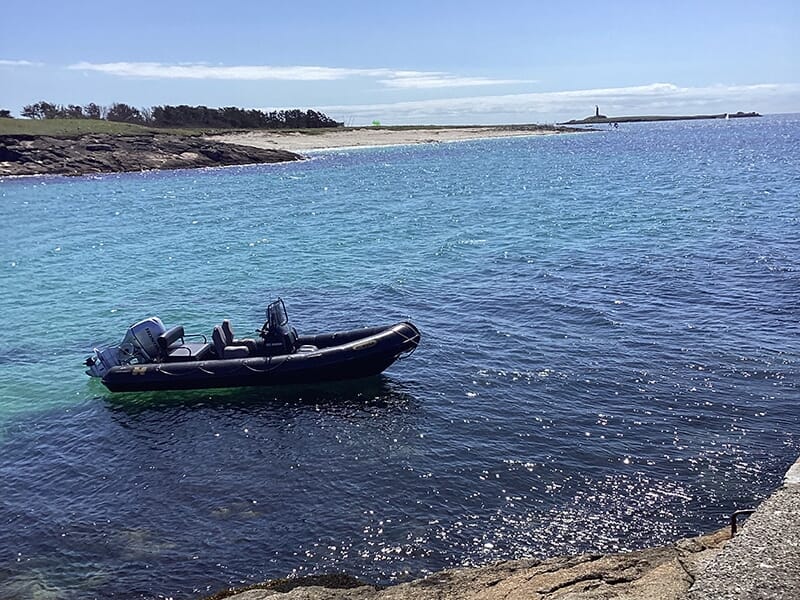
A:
204,456,800,600
0,133,301,177
203,528,729,600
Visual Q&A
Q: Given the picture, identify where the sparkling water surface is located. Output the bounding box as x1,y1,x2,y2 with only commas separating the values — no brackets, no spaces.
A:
1,116,798,599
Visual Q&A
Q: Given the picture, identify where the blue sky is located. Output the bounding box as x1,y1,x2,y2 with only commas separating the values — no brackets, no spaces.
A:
1,0,797,124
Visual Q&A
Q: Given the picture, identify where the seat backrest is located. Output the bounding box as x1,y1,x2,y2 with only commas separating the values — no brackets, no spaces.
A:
221,320,235,346
282,326,298,354
157,325,185,352
212,326,226,358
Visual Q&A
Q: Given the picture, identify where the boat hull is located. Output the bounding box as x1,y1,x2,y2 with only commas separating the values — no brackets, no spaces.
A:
101,322,420,392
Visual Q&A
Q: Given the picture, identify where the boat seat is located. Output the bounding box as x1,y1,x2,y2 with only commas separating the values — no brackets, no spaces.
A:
221,319,258,354
157,325,212,362
213,325,250,359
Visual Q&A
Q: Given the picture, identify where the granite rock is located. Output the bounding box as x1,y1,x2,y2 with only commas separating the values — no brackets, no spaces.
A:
207,529,729,600
0,133,301,177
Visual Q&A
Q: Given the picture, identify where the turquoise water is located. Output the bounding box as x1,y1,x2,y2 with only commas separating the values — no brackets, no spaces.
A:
1,115,798,599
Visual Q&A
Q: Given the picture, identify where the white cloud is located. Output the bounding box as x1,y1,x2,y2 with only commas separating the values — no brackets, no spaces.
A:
68,61,377,80
0,59,43,67
380,71,536,89
67,61,533,89
316,82,800,124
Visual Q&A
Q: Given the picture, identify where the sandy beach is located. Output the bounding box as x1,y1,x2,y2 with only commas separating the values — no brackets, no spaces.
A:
208,125,576,153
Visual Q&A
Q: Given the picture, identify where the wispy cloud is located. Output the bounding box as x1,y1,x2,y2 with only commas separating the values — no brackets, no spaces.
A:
0,59,43,67
316,82,800,124
67,61,533,89
68,61,379,81
380,71,536,89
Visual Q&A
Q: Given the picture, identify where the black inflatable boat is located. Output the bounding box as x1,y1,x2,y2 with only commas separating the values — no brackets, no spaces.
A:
85,299,421,392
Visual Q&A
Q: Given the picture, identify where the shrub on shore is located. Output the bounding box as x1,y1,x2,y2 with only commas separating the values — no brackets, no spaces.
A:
17,101,342,130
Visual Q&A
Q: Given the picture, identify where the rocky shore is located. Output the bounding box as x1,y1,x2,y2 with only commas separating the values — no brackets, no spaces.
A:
0,125,583,177
0,133,301,177
202,454,800,600
202,528,729,600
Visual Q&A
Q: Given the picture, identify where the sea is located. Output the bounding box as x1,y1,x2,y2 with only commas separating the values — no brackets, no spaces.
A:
1,115,798,599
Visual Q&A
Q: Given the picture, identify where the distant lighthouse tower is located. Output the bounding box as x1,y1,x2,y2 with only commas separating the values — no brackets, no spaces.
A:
595,105,600,117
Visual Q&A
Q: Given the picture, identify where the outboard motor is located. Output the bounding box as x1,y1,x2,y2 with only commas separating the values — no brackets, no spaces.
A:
85,317,166,377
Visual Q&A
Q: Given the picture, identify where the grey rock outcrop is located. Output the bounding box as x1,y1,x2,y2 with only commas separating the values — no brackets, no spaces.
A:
207,528,729,600
0,133,301,177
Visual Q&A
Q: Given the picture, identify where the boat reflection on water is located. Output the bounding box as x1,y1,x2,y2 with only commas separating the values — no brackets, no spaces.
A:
100,374,421,418
2,375,425,600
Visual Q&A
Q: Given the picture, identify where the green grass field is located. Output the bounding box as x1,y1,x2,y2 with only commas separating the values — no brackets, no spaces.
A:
0,118,214,136
0,118,376,137
0,118,556,138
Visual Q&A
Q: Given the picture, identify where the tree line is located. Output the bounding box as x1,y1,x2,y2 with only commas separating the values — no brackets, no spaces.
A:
13,101,342,129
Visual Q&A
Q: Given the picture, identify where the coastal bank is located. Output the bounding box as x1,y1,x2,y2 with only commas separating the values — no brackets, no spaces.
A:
202,455,800,600
0,124,580,177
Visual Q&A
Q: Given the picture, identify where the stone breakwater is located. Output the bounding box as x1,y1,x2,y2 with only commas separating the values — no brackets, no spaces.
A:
560,111,761,125
0,133,301,177
687,458,800,600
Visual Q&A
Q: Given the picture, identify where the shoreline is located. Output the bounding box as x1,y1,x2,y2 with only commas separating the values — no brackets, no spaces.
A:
0,125,583,178
207,124,581,153
203,454,800,599
206,528,731,600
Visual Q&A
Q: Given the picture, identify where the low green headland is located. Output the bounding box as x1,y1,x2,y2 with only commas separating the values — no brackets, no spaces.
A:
0,117,341,138
0,118,564,138
0,119,303,177
0,94,579,177
0,118,579,177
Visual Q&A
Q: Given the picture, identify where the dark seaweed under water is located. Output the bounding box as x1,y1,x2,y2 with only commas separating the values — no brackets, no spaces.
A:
0,115,798,599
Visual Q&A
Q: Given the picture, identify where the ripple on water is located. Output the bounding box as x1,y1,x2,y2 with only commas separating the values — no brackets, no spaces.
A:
0,116,799,599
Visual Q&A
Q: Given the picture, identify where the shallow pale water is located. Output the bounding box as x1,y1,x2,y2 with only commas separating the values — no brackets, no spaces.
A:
1,115,798,599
